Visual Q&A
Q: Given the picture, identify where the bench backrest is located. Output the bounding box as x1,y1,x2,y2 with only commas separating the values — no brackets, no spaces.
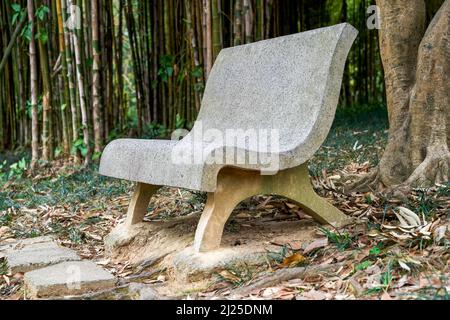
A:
193,23,357,165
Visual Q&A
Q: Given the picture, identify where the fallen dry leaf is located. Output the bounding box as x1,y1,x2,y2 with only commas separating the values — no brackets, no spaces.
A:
219,270,241,284
261,287,281,298
281,253,306,268
300,289,328,300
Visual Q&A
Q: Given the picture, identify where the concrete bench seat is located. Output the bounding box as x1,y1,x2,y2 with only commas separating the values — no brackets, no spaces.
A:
100,23,358,253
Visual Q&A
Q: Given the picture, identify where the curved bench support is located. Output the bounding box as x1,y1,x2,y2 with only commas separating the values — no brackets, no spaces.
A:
194,164,353,253
125,183,161,227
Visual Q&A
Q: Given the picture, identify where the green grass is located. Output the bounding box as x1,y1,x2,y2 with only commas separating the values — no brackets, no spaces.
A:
319,227,354,251
0,258,8,276
311,103,388,175
0,165,131,212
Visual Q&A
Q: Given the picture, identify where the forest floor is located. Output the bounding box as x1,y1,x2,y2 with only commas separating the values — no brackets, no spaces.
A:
0,107,448,300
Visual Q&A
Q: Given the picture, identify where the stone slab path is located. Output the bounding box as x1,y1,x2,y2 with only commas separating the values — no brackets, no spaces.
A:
0,236,116,299
6,241,80,274
24,261,116,298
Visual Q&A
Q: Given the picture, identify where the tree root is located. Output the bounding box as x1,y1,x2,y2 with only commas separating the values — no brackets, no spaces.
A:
341,147,449,194
405,147,450,187
341,169,381,193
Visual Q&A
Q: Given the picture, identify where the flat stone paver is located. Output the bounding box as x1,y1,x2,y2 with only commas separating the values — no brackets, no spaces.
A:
24,261,116,298
5,241,80,274
0,236,54,253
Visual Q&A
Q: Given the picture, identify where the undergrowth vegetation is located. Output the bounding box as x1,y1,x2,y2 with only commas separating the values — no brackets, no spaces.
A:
0,106,448,300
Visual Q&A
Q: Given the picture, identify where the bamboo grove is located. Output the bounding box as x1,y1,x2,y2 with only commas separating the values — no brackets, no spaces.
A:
1,0,411,166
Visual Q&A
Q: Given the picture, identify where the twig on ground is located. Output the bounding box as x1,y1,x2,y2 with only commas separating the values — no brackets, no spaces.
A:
231,262,345,297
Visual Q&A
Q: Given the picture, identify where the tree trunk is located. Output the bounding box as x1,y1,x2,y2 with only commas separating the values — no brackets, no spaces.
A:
28,0,39,169
234,0,243,46
56,0,70,155
243,0,253,44
185,0,203,111
0,13,26,74
92,0,102,154
36,0,53,162
211,0,221,61
62,0,81,164
68,0,91,165
203,0,212,80
349,0,450,191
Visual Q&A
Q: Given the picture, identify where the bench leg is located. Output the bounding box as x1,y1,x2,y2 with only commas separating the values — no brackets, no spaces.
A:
125,183,160,227
193,164,352,253
194,168,259,253
274,165,352,229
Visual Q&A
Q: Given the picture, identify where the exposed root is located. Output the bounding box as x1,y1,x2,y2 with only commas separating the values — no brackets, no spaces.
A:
342,169,381,193
341,149,450,194
404,148,450,187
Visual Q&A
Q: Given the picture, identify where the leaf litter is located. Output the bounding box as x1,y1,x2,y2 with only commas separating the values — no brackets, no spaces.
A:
0,124,448,300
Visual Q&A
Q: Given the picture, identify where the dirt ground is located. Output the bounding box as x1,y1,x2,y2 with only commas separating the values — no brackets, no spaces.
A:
1,117,448,300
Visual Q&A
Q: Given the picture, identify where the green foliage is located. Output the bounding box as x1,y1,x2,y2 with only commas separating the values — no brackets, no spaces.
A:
54,146,63,158
190,66,203,78
188,191,207,205
369,243,383,256
14,228,41,239
26,99,43,119
92,152,102,161
193,82,205,93
71,138,88,157
35,5,50,21
11,3,25,25
143,122,167,139
0,259,9,276
0,160,7,181
319,227,353,251
412,189,439,218
21,22,32,41
175,114,185,130
380,265,393,288
158,55,175,82
68,228,85,244
34,5,50,44
0,212,13,226
310,104,388,175
355,260,372,271
7,158,28,179
35,31,48,44
0,164,129,212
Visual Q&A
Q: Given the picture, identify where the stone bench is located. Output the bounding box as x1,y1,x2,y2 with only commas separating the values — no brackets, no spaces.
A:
100,23,358,253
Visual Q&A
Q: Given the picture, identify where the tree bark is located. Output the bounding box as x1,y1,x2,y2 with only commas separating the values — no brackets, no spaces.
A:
35,0,54,162
28,0,39,169
233,0,243,46
211,0,221,60
0,13,26,74
348,0,450,190
203,0,212,80
92,0,102,154
56,0,70,155
61,0,81,164
68,0,91,165
243,0,253,44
